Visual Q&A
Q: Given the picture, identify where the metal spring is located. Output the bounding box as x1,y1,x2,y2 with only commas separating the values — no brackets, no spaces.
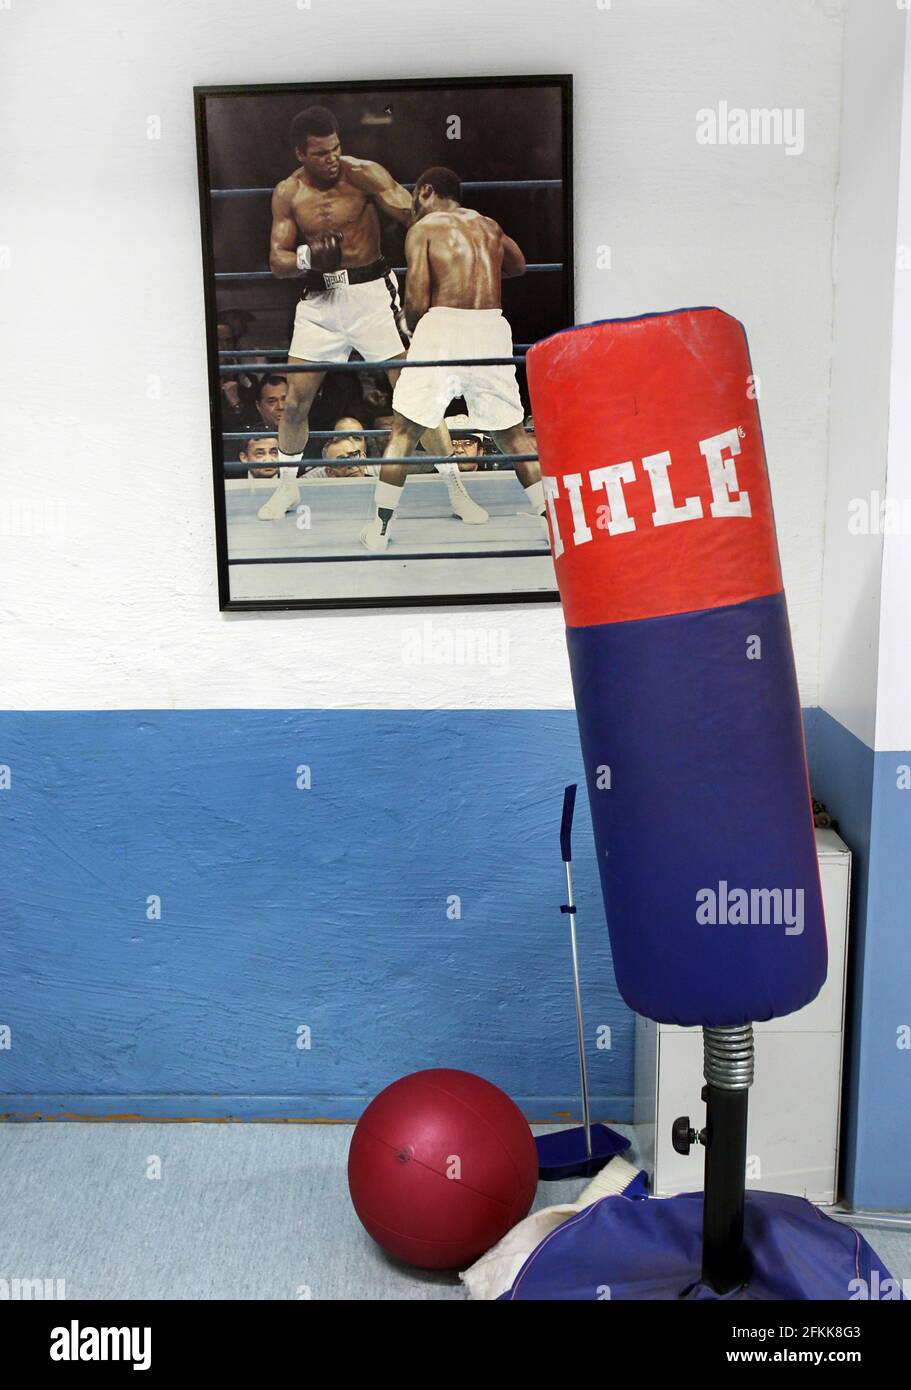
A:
703,1024,755,1091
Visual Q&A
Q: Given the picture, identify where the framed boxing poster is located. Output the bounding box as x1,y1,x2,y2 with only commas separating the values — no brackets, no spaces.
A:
195,74,573,611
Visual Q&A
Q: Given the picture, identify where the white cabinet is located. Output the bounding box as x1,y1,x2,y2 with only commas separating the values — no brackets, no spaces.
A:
633,829,851,1205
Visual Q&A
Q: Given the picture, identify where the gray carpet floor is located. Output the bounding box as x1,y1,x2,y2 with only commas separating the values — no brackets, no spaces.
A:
0,1122,906,1300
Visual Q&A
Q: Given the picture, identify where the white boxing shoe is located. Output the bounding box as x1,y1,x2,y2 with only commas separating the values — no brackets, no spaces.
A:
447,480,489,525
517,507,550,537
360,518,390,553
257,479,300,521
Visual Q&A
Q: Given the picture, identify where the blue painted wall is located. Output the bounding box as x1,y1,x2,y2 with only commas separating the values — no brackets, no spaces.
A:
809,709,911,1211
0,710,631,1122
3,706,906,1211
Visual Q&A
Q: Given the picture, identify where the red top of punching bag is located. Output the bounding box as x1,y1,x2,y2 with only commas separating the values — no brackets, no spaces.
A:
526,308,783,628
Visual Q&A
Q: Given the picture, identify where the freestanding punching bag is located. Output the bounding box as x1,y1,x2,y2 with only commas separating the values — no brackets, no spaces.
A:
526,308,829,1295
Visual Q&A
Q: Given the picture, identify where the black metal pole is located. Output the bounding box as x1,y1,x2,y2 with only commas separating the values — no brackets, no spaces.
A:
700,1024,754,1295
701,1083,749,1293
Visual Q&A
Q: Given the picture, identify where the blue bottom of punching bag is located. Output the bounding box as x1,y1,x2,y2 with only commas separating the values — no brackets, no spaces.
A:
498,1191,903,1300
568,591,827,1027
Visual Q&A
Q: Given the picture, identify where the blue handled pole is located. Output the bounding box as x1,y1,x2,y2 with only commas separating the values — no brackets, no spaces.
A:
560,785,592,1161
535,786,632,1180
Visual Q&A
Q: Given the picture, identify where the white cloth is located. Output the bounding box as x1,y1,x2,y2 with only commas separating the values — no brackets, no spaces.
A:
289,272,404,363
392,307,524,431
460,1157,645,1301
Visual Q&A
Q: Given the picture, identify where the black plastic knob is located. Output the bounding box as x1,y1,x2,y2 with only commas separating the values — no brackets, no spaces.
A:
672,1115,697,1155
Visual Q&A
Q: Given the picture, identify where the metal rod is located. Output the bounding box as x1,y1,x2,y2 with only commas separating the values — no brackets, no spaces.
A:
701,1024,753,1294
564,861,592,1159
701,1085,749,1293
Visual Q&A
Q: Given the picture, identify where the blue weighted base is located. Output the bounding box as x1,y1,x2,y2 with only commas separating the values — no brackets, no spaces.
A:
500,1190,904,1300
535,1122,631,1180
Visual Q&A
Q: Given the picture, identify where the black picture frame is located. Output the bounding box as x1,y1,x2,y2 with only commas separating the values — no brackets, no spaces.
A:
195,74,574,612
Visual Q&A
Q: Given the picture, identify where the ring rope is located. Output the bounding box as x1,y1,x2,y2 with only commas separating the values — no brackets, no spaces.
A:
218,343,534,356
229,547,549,565
216,264,560,281
226,428,407,441
212,178,562,199
224,428,528,441
227,452,538,467
218,355,526,375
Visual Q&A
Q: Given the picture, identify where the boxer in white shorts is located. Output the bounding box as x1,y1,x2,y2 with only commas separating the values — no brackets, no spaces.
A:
258,105,451,521
360,166,547,552
393,307,522,433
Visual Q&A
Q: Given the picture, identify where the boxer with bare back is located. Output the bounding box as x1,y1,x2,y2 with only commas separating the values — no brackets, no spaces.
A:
360,166,546,552
257,107,456,522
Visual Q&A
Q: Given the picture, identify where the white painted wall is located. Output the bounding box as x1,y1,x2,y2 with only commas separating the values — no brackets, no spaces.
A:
818,0,907,749
0,0,845,711
876,9,911,753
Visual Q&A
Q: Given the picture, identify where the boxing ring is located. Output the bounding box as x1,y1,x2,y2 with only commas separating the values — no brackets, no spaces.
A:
226,473,551,603
210,177,564,603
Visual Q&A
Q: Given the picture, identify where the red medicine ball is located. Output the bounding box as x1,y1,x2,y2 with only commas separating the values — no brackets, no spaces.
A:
347,1068,539,1270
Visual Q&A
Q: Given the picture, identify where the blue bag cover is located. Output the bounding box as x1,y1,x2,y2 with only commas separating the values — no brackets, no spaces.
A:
568,595,827,1025
500,1191,903,1301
